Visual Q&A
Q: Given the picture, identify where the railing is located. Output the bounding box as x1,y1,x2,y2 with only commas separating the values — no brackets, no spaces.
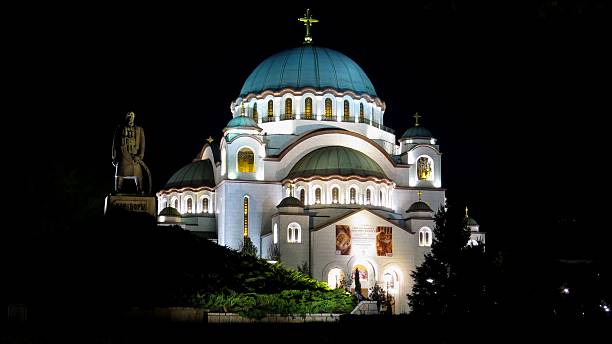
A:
380,125,395,134
280,114,295,121
262,114,394,134
321,116,337,121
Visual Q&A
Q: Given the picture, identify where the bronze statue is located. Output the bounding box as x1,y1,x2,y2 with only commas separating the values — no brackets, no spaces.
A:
112,111,148,193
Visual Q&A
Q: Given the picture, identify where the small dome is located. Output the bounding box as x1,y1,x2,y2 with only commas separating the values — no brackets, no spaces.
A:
406,201,433,213
225,116,261,130
286,146,388,180
401,126,433,139
164,159,215,189
277,196,305,208
159,206,181,217
466,217,479,226
240,46,377,97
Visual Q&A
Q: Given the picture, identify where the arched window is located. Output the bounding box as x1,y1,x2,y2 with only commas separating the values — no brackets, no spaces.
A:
305,97,313,119
359,103,365,122
315,188,321,204
287,222,301,243
161,199,167,209
273,223,278,244
324,98,332,119
299,189,305,205
243,197,249,237
343,100,350,121
202,198,209,213
284,98,293,118
419,227,432,247
267,99,273,118
173,198,178,209
366,189,371,205
379,191,383,206
186,198,193,213
350,188,356,204
237,148,255,173
332,187,339,204
252,103,258,122
417,156,433,180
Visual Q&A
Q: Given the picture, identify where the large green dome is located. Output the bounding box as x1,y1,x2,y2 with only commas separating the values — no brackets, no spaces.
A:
165,159,215,189
286,146,387,180
240,46,377,97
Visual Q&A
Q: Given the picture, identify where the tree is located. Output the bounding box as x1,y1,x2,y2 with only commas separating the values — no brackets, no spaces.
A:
354,268,363,300
267,243,281,262
239,236,258,257
408,204,489,316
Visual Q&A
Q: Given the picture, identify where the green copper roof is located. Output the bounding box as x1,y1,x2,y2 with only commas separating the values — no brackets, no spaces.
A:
286,146,387,180
401,126,433,139
406,201,433,213
240,46,377,97
466,217,479,226
159,206,181,217
165,159,215,189
277,196,305,208
225,116,261,130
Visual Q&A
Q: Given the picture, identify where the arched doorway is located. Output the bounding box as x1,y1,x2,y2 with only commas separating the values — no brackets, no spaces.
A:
383,269,400,314
352,264,371,299
327,268,345,289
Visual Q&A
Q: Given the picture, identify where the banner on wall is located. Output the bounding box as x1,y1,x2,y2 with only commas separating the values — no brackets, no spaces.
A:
336,224,392,256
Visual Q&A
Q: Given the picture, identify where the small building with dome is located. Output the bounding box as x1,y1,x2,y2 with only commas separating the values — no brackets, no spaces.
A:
155,11,483,314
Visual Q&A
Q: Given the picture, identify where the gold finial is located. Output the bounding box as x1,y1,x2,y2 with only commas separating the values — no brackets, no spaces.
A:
206,136,214,144
417,191,423,201
413,112,421,127
298,9,319,44
465,206,469,218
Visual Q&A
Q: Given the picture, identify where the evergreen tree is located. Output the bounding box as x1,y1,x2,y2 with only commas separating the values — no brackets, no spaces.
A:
239,236,258,257
408,204,488,316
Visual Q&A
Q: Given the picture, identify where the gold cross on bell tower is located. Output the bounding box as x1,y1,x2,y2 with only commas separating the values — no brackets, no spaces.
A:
413,112,421,127
298,9,319,44
417,191,423,201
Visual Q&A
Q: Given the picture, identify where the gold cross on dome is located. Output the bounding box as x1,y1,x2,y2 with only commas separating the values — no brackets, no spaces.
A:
465,206,469,218
298,9,319,44
413,112,421,127
206,136,214,144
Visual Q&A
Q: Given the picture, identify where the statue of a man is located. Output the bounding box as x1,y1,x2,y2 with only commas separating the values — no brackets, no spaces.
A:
112,111,145,193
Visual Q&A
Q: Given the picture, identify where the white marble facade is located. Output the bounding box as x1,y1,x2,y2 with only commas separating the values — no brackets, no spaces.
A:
155,44,482,313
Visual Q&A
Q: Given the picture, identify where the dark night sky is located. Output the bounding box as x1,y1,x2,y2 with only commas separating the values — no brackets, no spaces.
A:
10,1,611,260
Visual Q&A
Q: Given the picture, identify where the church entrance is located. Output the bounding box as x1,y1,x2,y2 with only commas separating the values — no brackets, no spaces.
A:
383,269,400,314
327,268,345,289
352,264,371,299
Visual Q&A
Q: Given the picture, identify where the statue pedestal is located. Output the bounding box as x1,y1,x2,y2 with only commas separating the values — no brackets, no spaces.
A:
105,194,156,217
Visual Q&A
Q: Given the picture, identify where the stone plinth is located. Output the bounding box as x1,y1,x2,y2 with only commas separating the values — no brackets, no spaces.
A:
105,194,156,217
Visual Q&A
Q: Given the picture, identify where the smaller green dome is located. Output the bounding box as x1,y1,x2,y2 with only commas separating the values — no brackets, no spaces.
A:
406,201,433,213
225,116,261,130
165,159,215,189
277,196,305,208
286,146,388,180
401,126,433,139
159,206,181,217
466,217,479,226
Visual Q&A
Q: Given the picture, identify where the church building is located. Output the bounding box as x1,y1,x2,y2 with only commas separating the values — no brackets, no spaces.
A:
156,11,483,314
